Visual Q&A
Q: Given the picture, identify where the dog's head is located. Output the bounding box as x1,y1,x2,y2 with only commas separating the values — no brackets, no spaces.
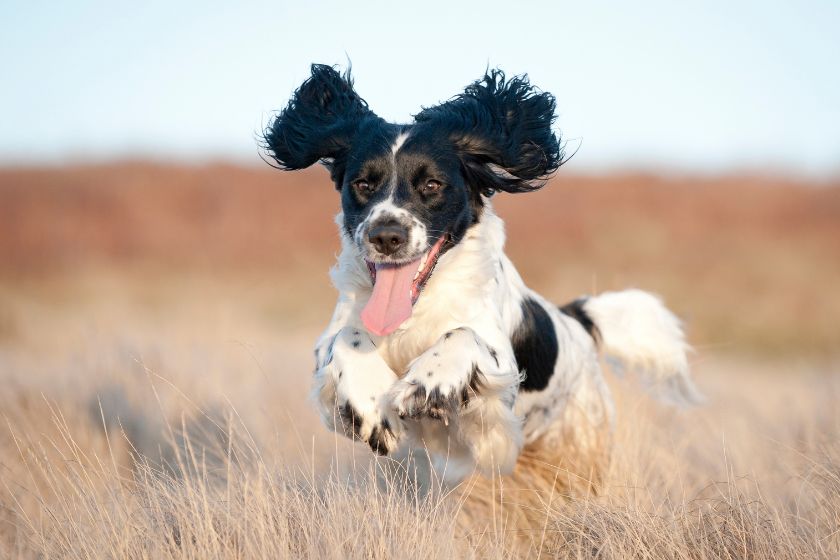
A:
263,64,564,335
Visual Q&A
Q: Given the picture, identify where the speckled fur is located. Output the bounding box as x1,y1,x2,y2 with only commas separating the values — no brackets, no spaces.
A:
312,203,671,483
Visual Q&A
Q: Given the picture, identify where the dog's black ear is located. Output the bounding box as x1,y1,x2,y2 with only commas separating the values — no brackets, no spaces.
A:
262,64,378,174
415,70,564,195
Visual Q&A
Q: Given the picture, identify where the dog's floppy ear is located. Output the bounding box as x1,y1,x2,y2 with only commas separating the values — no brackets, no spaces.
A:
415,70,564,195
262,64,378,175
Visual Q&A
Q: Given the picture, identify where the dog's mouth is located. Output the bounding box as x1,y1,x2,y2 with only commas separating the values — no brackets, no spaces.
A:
360,235,447,337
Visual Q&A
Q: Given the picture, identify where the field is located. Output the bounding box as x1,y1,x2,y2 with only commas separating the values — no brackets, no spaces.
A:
1,163,839,558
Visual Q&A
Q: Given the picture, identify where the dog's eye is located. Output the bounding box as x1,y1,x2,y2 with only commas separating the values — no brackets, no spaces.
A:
354,180,371,192
421,180,441,194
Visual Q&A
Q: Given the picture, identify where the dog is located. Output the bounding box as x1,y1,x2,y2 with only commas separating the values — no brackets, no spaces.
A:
262,64,703,484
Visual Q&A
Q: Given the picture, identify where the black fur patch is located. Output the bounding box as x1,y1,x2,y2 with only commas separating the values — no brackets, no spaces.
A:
340,401,394,455
460,364,488,406
425,386,457,420
325,335,337,365
511,297,559,392
338,402,362,437
559,297,600,341
414,70,564,195
487,347,499,368
398,383,427,420
367,419,393,456
261,64,379,175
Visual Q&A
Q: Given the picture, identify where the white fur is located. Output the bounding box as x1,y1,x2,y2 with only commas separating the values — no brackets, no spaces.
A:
390,325,523,480
583,290,705,406
354,198,428,256
313,326,403,450
391,132,409,154
313,202,699,483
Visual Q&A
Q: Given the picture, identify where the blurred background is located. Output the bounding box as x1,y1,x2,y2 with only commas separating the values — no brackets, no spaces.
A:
1,0,839,477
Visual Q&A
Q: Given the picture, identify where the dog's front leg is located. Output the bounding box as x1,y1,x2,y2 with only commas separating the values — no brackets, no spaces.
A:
390,326,523,476
313,326,402,455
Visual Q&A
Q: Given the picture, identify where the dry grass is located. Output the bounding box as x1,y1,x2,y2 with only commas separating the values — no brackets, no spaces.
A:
5,392,836,560
2,367,838,560
2,415,487,559
1,269,838,559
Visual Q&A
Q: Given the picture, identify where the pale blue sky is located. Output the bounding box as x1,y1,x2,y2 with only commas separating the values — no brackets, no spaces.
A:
2,0,838,175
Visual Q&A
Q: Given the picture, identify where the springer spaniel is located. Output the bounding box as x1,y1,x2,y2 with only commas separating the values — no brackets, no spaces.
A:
262,65,702,484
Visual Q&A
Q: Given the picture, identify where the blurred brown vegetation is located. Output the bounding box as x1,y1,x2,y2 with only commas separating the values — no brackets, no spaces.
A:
1,162,838,356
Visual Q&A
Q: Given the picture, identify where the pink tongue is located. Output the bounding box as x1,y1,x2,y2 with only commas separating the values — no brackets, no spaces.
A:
360,258,420,336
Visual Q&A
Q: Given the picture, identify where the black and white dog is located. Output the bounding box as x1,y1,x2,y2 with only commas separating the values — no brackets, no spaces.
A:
263,65,702,484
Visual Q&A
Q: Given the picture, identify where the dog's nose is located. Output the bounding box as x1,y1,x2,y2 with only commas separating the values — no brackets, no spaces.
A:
369,225,407,256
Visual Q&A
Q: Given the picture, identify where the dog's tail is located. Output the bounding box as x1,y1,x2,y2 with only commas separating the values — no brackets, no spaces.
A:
563,289,705,407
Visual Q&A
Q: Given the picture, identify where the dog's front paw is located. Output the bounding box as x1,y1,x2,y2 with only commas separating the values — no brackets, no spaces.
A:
391,327,492,423
390,378,463,422
321,327,403,455
391,346,486,423
337,400,401,455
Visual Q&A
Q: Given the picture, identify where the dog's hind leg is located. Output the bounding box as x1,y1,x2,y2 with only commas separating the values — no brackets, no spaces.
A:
313,326,403,455
390,326,523,479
